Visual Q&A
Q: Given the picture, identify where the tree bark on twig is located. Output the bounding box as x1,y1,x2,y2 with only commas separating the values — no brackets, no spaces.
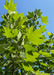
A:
21,69,23,75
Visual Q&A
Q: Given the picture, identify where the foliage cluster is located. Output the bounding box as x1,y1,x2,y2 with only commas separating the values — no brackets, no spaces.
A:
0,0,54,75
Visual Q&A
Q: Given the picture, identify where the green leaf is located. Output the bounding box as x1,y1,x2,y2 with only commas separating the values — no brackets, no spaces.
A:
40,62,47,66
4,0,9,10
28,12,34,18
27,26,46,46
3,26,18,38
47,32,52,36
22,64,33,71
39,51,51,57
50,50,54,54
35,73,50,75
41,16,48,25
4,0,17,12
24,44,37,52
11,54,16,58
12,12,23,20
0,44,6,53
9,0,13,4
24,53,37,62
33,52,39,58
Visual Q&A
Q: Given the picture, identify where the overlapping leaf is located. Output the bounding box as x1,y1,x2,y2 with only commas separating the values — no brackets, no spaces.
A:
26,25,46,46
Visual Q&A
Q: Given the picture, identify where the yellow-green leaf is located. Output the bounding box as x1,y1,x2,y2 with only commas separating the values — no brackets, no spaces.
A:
41,16,48,25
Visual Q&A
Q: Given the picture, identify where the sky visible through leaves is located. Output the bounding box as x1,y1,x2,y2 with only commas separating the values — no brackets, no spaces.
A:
0,0,54,33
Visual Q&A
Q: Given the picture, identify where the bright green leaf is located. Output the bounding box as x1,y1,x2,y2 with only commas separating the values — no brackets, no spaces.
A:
41,16,48,25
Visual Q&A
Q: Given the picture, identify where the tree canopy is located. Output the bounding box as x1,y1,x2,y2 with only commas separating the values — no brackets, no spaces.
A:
0,0,54,75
